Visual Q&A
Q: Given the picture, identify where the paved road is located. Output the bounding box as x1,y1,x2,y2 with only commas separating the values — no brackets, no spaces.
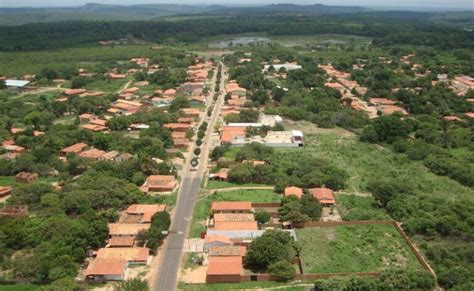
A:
153,63,226,291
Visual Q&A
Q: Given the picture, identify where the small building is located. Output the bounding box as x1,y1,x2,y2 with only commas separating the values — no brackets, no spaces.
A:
140,175,177,193
0,186,12,198
204,235,232,251
84,259,127,282
213,213,255,223
206,256,243,283
209,168,229,181
126,204,166,223
5,79,30,89
108,237,135,248
15,172,38,183
78,148,107,160
95,247,149,265
0,205,29,217
211,202,252,214
99,151,119,161
284,186,303,198
108,223,150,238
214,221,258,231
309,188,336,206
163,123,192,132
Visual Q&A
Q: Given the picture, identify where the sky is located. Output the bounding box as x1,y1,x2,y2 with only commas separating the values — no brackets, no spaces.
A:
0,0,472,9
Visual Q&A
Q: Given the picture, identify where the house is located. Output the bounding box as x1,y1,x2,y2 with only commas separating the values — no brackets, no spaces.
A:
78,148,106,160
122,87,140,94
61,143,88,156
225,82,246,96
209,168,229,181
126,204,166,223
108,223,150,238
140,175,177,193
284,186,303,198
0,186,12,198
465,112,474,119
189,96,206,105
211,202,252,214
84,259,127,282
105,73,127,79
163,88,177,98
128,123,150,131
95,247,149,265
80,123,108,132
369,98,397,106
0,205,29,217
309,188,336,206
213,213,255,223
181,108,201,117
206,256,243,283
164,123,192,132
10,128,25,135
15,172,38,183
204,235,232,251
108,237,135,248
64,89,86,96
443,116,463,122
263,63,302,72
209,246,246,257
177,117,194,124
219,126,246,144
151,97,172,107
115,153,134,162
98,151,119,161
5,79,30,89
214,221,258,231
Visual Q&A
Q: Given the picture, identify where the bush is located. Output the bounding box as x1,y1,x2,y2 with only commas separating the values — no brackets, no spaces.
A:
255,209,271,224
268,260,295,282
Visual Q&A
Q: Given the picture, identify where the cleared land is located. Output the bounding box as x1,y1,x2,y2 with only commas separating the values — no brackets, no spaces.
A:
296,224,423,274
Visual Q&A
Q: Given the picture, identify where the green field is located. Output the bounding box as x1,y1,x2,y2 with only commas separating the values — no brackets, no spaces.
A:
206,180,271,190
179,281,308,291
335,194,388,221
0,285,38,291
189,189,280,237
279,124,473,203
296,224,423,274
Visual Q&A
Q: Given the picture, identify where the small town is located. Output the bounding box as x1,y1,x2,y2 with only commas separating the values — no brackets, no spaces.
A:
0,2,473,291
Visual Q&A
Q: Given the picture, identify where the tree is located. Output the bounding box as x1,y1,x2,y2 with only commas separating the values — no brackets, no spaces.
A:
255,209,271,224
268,260,295,282
194,147,201,156
244,230,296,271
196,139,202,146
300,195,322,220
0,80,6,89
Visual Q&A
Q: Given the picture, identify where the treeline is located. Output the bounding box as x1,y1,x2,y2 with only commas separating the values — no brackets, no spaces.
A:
0,14,472,51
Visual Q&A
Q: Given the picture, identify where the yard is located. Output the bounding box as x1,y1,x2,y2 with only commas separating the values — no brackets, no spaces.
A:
206,180,271,190
335,194,388,221
296,224,423,274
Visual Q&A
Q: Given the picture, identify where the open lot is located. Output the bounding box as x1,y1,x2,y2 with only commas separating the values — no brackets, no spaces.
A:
335,194,388,221
296,224,423,274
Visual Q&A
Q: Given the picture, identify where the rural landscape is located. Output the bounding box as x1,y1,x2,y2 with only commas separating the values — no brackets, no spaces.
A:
0,1,473,291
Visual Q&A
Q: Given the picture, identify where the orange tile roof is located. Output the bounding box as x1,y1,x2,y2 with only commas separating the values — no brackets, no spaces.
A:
84,259,127,276
78,148,106,159
465,112,474,118
61,142,88,154
214,221,258,230
209,246,246,257
370,98,397,105
80,124,108,132
164,123,192,130
64,89,86,95
109,236,135,247
207,256,242,275
284,186,303,198
123,87,140,94
443,116,463,122
127,204,166,223
310,188,336,205
211,201,252,212
380,105,408,115
141,175,177,192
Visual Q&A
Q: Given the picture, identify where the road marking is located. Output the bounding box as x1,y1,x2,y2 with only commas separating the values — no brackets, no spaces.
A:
177,231,184,235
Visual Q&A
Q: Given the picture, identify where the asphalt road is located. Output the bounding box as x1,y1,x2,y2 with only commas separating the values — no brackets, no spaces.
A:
153,63,226,291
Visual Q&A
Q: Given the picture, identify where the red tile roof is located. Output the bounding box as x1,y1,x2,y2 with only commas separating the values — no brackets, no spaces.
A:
204,235,231,245
309,188,336,205
96,247,149,262
214,221,258,230
61,142,88,154
284,186,303,198
207,256,242,275
109,236,135,247
84,259,127,276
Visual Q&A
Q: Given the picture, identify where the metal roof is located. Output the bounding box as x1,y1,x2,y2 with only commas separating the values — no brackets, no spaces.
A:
5,80,30,88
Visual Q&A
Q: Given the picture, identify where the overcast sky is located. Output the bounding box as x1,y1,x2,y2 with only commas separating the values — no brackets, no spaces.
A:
0,0,472,9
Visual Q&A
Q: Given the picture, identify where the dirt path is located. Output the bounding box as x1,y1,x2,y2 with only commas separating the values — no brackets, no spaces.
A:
117,79,133,94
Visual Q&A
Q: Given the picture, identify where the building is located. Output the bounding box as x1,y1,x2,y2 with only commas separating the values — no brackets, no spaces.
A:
140,175,177,193
60,142,88,157
108,237,135,248
108,223,150,238
95,247,149,265
263,63,302,72
211,202,252,214
214,221,258,231
209,168,229,181
84,259,127,282
231,130,304,148
309,188,336,206
126,204,166,223
5,79,30,89
0,205,29,217
164,123,192,132
0,186,12,198
284,186,303,198
206,256,243,283
78,148,107,160
15,172,38,183
204,235,232,251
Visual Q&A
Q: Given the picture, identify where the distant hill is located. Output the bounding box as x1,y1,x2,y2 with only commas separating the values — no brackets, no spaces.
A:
0,3,370,26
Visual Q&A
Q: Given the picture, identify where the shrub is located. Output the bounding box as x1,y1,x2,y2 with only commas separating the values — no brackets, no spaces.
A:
268,260,295,282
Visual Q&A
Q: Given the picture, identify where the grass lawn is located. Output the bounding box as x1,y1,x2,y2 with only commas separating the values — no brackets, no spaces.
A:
0,176,56,188
277,127,473,203
335,194,388,221
206,180,271,190
189,189,280,238
296,224,423,274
